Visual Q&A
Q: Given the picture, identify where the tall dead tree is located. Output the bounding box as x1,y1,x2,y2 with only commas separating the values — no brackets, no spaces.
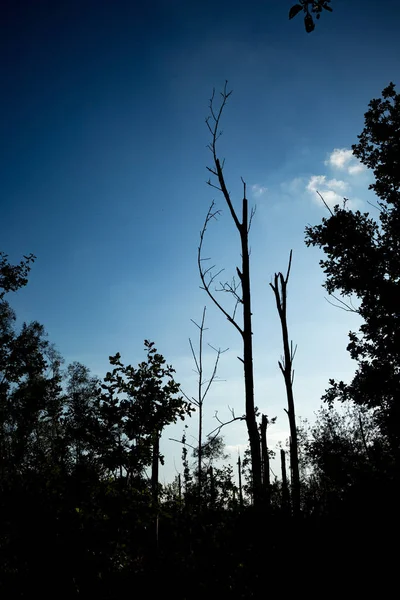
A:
270,250,300,517
199,83,263,507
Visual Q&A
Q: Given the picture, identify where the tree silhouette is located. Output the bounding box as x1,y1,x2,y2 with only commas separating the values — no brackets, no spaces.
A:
199,83,263,507
289,0,333,32
270,251,301,517
305,82,400,468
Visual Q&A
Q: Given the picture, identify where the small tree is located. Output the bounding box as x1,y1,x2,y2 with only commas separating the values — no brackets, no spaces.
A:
100,341,193,494
185,307,227,508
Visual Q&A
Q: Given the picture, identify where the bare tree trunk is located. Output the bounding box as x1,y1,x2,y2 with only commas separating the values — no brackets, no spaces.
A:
240,196,263,507
260,414,270,507
270,251,300,517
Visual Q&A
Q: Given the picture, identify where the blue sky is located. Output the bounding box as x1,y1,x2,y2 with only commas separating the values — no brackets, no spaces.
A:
1,0,399,481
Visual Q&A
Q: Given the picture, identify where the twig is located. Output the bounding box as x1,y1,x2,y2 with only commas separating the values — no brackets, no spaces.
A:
169,437,197,451
198,201,244,336
207,408,246,442
325,292,359,313
316,190,334,216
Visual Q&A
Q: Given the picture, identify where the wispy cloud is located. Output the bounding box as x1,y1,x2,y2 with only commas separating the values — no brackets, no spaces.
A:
307,175,349,193
306,174,350,209
348,164,365,175
280,177,304,195
325,148,365,175
251,184,268,198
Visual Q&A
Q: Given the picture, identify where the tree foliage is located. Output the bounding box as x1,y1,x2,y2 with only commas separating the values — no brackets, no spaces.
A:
289,0,333,33
305,82,400,460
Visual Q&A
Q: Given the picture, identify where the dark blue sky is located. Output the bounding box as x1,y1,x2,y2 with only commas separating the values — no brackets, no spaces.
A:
1,0,399,477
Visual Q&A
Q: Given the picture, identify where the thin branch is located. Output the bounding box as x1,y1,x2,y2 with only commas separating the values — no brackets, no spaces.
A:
232,296,241,322
216,276,243,305
316,190,334,216
284,249,293,284
201,345,228,403
181,388,199,407
169,438,197,451
198,201,244,336
248,204,256,234
207,410,246,441
206,82,242,232
325,292,360,313
189,337,201,376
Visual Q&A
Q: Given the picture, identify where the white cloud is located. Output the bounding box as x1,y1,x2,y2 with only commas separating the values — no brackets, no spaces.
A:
307,175,349,193
325,148,365,176
325,148,353,169
251,184,268,198
306,174,350,209
348,164,365,175
306,173,362,210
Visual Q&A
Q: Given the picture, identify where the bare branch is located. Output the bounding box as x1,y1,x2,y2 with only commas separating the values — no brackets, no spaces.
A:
284,249,293,284
198,201,244,336
325,292,360,313
241,177,246,199
367,199,385,213
232,296,240,322
316,190,334,216
169,438,197,451
189,337,201,376
201,345,225,403
208,343,229,355
206,82,242,232
248,204,257,234
207,411,246,441
206,179,223,193
181,388,199,407
216,276,243,305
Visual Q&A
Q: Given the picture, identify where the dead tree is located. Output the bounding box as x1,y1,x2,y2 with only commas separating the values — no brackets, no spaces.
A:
199,82,263,507
185,306,227,509
270,250,300,517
